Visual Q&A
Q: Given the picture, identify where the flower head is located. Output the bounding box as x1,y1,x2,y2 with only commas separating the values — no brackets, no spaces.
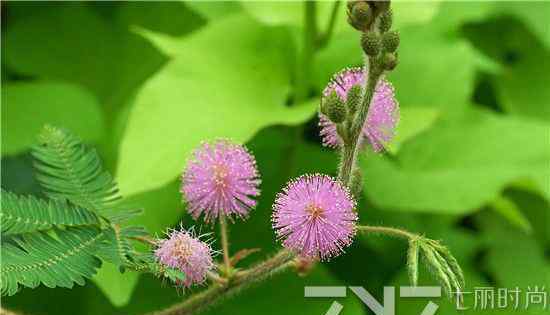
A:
319,67,399,152
182,140,261,222
155,228,214,288
272,174,357,261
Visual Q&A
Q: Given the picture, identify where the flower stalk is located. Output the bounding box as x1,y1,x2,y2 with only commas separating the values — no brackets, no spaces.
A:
148,250,294,315
219,215,232,276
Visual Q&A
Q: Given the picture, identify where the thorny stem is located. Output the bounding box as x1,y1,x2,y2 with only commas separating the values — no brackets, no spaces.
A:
148,250,294,315
219,215,232,276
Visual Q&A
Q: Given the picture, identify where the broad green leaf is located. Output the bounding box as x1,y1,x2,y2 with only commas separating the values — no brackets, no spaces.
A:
387,106,440,154
185,0,242,20
1,82,103,156
92,264,140,307
116,2,206,37
494,2,550,49
117,14,317,196
362,109,550,213
480,214,549,314
463,17,550,121
490,195,532,233
2,3,167,108
392,1,441,29
494,47,550,121
388,25,481,114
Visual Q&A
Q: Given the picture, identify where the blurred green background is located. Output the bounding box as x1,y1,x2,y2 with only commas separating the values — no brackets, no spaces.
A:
1,1,549,315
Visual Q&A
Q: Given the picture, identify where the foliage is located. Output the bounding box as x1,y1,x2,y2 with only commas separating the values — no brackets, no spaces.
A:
1,126,164,297
2,1,549,315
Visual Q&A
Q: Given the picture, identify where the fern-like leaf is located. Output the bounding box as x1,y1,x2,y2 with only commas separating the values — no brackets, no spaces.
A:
97,225,148,269
1,227,105,296
0,190,100,235
31,125,123,217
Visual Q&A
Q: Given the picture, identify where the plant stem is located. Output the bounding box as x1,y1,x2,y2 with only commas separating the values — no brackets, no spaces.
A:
219,215,231,275
318,1,341,48
357,225,419,240
148,250,294,315
294,1,318,102
338,58,383,186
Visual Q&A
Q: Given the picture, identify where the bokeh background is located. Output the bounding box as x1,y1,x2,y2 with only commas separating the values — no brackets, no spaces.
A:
1,1,549,315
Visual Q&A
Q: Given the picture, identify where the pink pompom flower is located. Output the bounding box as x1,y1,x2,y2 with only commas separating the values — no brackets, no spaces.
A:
154,228,215,288
319,67,399,152
181,140,261,222
272,174,357,261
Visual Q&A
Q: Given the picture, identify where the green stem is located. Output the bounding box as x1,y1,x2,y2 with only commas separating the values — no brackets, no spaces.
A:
219,215,232,276
318,1,341,48
338,57,383,186
294,1,318,102
148,250,294,315
357,225,419,240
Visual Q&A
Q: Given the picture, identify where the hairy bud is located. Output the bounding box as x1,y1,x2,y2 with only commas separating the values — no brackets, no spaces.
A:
346,84,363,115
382,52,398,70
382,30,400,52
347,1,373,31
361,32,381,56
379,8,393,33
325,91,347,123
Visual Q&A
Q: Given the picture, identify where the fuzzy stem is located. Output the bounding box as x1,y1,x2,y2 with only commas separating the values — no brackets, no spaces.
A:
357,225,419,240
148,250,294,315
338,58,383,186
219,215,232,275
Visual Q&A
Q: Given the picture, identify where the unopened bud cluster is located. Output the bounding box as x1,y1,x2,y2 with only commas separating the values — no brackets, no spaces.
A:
347,1,400,71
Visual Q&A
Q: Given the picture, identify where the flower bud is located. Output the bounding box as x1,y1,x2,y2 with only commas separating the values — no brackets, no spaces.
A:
382,52,398,70
324,90,347,123
379,8,393,33
382,30,400,53
361,31,381,56
346,84,363,115
347,1,373,31
369,0,390,13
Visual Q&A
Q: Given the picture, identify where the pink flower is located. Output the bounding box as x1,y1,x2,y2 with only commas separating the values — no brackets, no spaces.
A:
272,174,357,261
155,228,214,288
319,67,399,152
182,140,261,222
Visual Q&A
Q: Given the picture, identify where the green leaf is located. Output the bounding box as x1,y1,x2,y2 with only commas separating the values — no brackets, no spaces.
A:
388,25,481,114
494,47,550,121
490,195,532,233
387,106,440,154
362,109,550,213
117,14,317,196
92,263,140,307
1,227,104,296
1,82,103,156
32,126,124,216
0,190,100,235
2,3,166,108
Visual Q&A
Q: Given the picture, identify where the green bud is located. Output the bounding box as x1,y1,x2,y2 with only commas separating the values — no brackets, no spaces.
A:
361,31,381,56
382,52,398,70
347,1,373,31
379,8,393,33
346,84,362,115
324,91,347,123
369,0,390,13
382,30,400,52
